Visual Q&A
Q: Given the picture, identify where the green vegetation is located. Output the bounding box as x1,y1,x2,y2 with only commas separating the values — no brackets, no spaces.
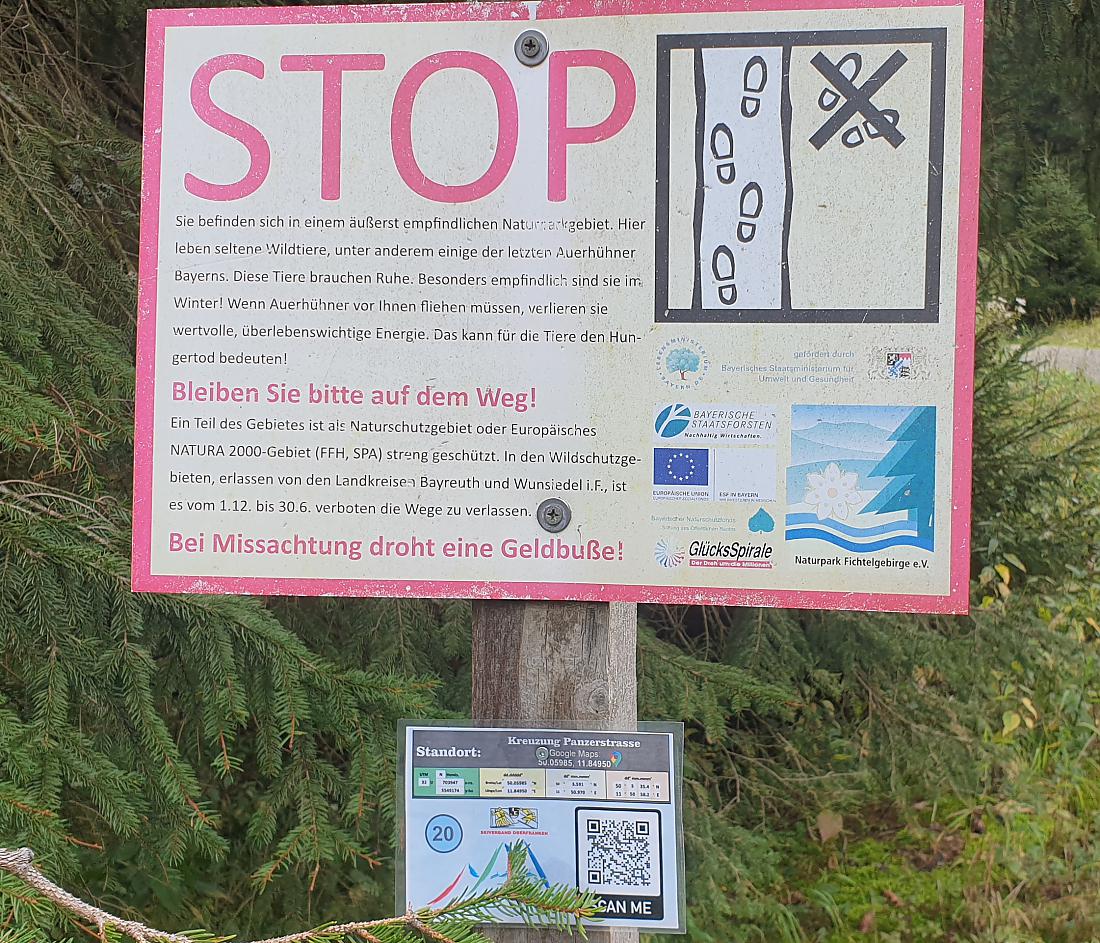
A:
980,2,1100,321
0,2,1098,942
1013,164,1100,320
1039,320,1100,349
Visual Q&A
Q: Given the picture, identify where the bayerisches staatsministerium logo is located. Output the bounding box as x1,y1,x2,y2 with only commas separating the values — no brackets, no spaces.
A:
655,404,693,438
654,539,685,568
867,345,930,381
657,337,709,390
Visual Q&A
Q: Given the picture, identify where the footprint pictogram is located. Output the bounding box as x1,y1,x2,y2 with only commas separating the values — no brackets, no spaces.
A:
740,55,768,118
737,182,763,243
711,244,737,305
817,52,862,111
817,52,874,148
864,109,900,139
709,122,736,184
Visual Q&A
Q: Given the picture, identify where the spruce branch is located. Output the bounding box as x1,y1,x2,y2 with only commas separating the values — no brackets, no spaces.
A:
0,847,601,943
0,847,191,942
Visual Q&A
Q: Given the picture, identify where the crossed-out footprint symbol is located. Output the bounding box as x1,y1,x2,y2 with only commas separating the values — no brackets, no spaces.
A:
816,52,901,148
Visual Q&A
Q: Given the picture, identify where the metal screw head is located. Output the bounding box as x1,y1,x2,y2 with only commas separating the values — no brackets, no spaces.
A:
536,497,571,533
515,29,548,67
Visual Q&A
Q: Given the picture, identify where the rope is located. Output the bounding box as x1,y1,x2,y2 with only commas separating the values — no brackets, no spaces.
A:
0,845,590,942
0,847,192,942
0,847,433,943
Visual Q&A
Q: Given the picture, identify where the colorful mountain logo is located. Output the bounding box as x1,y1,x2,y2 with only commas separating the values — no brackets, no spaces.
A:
785,405,936,552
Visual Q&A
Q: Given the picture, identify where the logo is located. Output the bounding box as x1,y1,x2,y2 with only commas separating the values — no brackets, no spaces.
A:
655,404,692,438
687,539,774,569
748,508,775,533
657,337,709,390
886,351,912,379
653,539,685,568
654,448,709,486
654,403,778,446
609,751,623,767
787,404,935,552
490,807,538,829
868,346,929,381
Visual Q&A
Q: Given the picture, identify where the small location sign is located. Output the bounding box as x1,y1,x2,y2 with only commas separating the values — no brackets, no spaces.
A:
134,0,983,612
400,723,685,931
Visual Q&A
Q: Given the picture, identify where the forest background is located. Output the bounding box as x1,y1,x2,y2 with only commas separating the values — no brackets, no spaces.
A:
1,1,1099,941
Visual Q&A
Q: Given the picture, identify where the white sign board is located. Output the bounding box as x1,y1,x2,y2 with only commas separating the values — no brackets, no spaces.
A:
134,0,984,612
400,723,684,931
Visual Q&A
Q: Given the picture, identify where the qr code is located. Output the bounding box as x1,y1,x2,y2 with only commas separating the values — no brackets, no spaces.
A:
575,809,661,895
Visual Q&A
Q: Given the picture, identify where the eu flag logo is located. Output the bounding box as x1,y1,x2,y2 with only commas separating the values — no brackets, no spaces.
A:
653,448,709,485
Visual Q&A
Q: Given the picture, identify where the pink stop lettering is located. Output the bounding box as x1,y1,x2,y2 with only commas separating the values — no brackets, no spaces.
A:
184,47,636,203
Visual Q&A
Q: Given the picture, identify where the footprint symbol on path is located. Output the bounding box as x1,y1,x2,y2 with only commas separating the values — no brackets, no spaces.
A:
711,244,737,305
741,55,768,118
863,109,901,140
737,183,762,244
710,123,736,184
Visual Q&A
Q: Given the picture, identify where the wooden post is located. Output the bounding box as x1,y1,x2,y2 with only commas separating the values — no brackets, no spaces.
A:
471,599,639,943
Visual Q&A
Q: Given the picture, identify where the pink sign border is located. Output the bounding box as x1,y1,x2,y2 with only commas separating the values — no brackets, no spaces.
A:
134,0,984,614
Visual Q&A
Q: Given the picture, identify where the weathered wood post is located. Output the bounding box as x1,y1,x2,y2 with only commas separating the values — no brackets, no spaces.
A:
471,599,639,943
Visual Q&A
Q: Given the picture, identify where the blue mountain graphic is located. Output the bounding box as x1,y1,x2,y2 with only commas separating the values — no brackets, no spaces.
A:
792,421,893,455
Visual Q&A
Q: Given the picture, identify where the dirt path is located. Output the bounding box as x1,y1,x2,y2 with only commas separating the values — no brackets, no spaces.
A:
1023,345,1100,384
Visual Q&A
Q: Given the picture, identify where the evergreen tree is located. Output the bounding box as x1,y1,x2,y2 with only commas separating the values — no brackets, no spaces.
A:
1016,163,1100,318
980,0,1100,301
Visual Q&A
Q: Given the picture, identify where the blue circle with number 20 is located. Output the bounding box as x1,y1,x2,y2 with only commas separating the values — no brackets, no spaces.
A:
425,814,462,853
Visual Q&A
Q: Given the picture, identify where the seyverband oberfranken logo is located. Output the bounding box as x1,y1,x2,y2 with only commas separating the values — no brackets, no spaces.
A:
655,404,693,438
653,539,685,568
490,807,538,829
657,337,709,390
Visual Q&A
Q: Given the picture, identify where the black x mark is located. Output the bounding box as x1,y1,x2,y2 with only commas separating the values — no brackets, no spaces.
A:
809,50,908,150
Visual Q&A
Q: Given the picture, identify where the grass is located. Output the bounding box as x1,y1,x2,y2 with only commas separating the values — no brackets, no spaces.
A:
780,626,1100,943
764,349,1100,943
1039,367,1100,429
1037,319,1100,348
791,800,1100,942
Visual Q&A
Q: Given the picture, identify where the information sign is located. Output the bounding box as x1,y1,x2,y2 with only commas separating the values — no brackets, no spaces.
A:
134,0,983,611
400,723,684,931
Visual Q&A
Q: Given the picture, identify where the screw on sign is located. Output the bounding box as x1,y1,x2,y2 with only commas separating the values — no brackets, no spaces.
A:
515,29,549,67
536,498,571,533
